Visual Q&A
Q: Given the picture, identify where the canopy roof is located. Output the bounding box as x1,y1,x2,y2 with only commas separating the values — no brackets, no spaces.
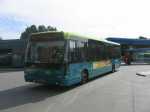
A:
107,37,150,45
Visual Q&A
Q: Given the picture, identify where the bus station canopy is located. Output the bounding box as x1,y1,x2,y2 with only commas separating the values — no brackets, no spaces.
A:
107,37,150,45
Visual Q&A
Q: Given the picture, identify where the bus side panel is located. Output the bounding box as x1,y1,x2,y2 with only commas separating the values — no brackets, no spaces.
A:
65,62,92,85
91,60,112,77
92,66,112,77
61,59,120,86
65,60,113,86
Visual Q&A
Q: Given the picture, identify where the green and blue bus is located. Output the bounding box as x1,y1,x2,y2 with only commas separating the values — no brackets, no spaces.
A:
24,31,121,86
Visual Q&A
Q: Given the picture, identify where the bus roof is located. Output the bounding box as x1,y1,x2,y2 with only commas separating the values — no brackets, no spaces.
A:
31,31,120,46
31,31,62,35
101,39,120,46
64,32,120,46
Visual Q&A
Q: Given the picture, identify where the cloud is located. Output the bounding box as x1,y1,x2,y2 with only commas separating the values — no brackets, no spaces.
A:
0,0,150,39
0,14,28,39
0,15,27,31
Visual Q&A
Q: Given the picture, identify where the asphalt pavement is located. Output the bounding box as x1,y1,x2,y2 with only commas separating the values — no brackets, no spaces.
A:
0,65,150,112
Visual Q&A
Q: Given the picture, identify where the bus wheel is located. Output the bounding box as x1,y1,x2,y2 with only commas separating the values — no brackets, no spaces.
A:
81,70,89,84
112,65,116,73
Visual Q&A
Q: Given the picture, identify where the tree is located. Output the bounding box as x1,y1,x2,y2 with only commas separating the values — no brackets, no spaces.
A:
0,36,2,40
47,26,57,31
38,25,47,32
20,25,57,40
30,25,38,33
139,36,147,39
20,25,38,39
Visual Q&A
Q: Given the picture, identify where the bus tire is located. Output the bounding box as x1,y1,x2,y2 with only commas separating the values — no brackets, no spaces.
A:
81,69,89,84
112,65,116,73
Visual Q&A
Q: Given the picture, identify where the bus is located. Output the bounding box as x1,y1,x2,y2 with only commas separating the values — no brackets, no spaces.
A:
24,32,121,86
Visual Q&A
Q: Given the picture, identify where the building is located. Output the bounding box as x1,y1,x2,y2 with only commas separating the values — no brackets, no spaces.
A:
0,39,26,67
107,37,150,55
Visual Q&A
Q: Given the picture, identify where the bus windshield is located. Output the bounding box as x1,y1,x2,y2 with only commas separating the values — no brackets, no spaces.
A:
26,40,65,64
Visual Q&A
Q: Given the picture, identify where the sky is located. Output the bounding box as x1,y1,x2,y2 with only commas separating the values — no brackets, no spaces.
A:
0,0,150,39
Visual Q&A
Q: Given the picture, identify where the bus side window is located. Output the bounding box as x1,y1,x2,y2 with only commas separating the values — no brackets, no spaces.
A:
104,45,110,60
77,41,86,62
89,41,103,61
69,40,88,63
88,40,95,61
84,42,88,61
69,40,76,63
96,43,104,61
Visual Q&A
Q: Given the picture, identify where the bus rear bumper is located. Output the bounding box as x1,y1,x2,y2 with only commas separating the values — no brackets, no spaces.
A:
24,73,74,86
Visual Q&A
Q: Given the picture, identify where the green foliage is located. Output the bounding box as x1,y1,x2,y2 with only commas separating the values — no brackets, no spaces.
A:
38,25,47,32
20,25,57,39
139,36,147,39
47,26,57,31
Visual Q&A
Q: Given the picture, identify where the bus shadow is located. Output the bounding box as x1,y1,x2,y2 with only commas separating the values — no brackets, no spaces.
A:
87,71,113,83
130,63,150,65
121,63,150,66
0,71,118,111
0,68,24,73
0,84,74,111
